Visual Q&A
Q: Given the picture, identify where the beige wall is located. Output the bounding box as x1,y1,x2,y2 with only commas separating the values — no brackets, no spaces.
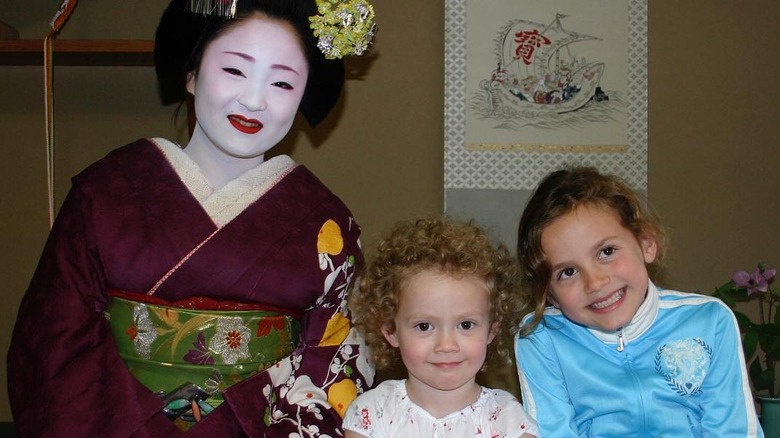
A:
648,2,780,291
1,0,778,422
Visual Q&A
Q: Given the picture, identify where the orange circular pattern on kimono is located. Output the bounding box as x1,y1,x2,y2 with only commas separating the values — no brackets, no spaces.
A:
319,313,351,347
328,379,358,418
317,219,344,255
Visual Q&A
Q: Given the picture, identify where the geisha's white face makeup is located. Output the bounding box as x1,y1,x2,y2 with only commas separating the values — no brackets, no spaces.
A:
185,14,308,175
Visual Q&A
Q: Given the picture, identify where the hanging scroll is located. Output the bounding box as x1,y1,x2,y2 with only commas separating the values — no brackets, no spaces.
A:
444,0,647,252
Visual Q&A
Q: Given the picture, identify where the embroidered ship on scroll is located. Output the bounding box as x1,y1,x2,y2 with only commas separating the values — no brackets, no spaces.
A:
479,13,608,117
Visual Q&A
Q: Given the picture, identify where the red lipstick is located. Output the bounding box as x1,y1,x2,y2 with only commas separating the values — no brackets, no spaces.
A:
228,115,263,134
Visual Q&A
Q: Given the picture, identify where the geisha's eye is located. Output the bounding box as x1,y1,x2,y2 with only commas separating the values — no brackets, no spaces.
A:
223,67,244,77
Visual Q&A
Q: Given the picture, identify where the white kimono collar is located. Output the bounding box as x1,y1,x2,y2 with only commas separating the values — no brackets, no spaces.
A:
151,137,296,227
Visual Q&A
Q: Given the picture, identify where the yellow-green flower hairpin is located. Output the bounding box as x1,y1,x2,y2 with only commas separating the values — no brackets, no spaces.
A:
187,0,376,60
309,0,377,59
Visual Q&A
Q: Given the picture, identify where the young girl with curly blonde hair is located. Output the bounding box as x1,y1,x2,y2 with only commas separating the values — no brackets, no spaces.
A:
343,217,537,438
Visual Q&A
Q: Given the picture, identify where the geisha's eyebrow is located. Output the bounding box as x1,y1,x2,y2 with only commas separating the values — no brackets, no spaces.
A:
222,51,301,75
223,51,255,62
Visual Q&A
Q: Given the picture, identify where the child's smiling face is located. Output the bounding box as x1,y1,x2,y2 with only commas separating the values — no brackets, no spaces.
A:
541,203,657,332
382,270,497,408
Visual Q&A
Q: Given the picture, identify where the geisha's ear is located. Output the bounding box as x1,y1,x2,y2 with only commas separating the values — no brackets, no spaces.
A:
381,323,399,348
185,72,195,95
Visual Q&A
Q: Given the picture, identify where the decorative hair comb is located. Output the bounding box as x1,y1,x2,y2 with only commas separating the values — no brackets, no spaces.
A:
309,0,376,59
186,0,376,60
188,0,238,18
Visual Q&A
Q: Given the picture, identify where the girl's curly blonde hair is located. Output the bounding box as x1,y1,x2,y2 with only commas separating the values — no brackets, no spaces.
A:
350,217,525,371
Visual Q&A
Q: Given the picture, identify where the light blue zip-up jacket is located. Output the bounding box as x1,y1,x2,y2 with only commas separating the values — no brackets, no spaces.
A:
515,281,763,437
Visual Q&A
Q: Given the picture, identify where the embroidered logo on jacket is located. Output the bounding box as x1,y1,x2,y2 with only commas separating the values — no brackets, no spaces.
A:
655,338,712,396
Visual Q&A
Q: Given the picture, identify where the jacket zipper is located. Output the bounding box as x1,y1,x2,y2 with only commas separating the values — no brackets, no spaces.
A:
617,327,625,352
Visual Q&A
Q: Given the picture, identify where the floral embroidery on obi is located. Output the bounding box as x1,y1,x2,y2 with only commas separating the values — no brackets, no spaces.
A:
209,316,252,365
655,338,712,396
130,303,158,359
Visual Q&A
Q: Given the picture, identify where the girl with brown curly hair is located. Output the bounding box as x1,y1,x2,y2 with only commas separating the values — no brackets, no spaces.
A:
515,166,762,437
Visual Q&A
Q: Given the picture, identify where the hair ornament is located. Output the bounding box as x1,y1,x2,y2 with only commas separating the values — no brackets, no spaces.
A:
309,0,377,59
188,0,238,18
185,0,375,59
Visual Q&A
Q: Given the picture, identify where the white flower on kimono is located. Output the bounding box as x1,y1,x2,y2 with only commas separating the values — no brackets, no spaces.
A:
331,354,342,369
129,303,157,359
291,352,303,369
267,357,294,382
321,258,357,299
296,424,336,438
270,408,287,422
342,327,375,386
286,374,329,411
208,316,251,365
307,403,325,422
317,323,371,402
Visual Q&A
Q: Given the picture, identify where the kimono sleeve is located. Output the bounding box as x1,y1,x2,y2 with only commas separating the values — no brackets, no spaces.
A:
7,184,183,437
221,214,374,437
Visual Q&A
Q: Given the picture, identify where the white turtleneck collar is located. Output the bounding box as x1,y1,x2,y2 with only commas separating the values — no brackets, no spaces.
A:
588,280,659,348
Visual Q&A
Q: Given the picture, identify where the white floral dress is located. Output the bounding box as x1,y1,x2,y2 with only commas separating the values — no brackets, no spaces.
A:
343,380,537,437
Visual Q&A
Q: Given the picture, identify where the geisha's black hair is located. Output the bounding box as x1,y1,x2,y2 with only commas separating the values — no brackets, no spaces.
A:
154,0,344,127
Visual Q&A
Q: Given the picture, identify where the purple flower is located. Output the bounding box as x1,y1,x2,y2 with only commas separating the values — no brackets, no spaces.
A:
184,331,215,365
733,266,777,296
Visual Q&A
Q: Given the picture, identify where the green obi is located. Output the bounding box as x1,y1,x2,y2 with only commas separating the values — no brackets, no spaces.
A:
106,293,300,424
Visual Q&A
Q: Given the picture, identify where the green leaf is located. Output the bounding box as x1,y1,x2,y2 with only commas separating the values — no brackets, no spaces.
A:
763,323,780,336
765,336,780,360
749,357,763,377
733,311,753,332
743,328,759,360
756,369,776,392
756,325,780,357
714,290,736,308
749,358,772,392
717,282,751,303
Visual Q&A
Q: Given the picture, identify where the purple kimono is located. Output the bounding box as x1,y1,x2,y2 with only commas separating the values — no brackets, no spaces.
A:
8,139,372,437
